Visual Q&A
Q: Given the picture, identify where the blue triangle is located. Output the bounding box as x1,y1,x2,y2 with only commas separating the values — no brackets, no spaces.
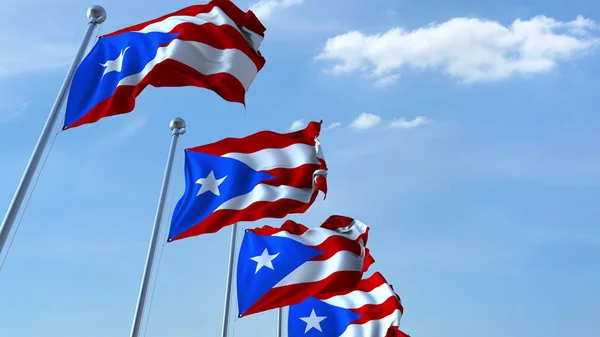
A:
288,297,361,337
236,232,323,316
168,151,274,240
65,32,179,128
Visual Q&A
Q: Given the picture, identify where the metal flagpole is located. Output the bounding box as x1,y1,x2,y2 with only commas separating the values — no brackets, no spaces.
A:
129,118,186,337
0,5,107,259
277,307,284,337
221,223,238,337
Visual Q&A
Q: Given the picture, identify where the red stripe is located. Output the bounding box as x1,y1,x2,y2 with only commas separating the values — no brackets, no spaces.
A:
316,272,403,324
65,59,247,129
240,270,364,317
363,247,375,272
262,165,321,189
309,240,370,267
320,215,370,247
103,8,206,36
350,296,404,325
188,121,323,155
104,4,218,36
318,272,400,302
317,158,328,174
104,0,266,38
315,175,327,200
308,235,368,262
250,219,310,237
353,272,390,293
387,327,410,337
320,215,357,230
261,164,322,189
314,245,373,272
215,0,266,37
249,213,363,239
169,186,325,241
155,22,265,70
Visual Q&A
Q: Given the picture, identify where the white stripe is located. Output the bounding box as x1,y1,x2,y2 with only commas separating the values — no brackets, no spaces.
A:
222,143,321,171
274,248,366,287
339,309,402,337
136,7,263,51
137,9,232,34
117,39,258,90
315,138,325,160
271,220,368,246
241,27,263,51
322,283,396,309
215,184,314,212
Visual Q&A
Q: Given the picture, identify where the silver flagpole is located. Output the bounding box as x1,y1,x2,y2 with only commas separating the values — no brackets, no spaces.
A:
277,307,284,337
0,5,107,258
129,118,186,337
220,223,238,337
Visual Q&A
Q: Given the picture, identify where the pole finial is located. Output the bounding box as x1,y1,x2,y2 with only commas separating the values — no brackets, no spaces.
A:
170,117,186,135
87,5,107,24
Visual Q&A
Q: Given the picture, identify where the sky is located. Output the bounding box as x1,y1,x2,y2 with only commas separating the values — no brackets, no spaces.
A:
0,0,599,336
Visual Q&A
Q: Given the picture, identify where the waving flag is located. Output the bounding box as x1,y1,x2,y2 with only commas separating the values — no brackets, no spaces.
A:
64,0,266,129
288,272,404,337
167,121,327,241
388,327,411,337
236,215,374,317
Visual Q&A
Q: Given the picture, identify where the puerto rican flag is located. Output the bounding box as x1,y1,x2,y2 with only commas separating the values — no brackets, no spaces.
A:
63,0,265,129
236,215,375,317
167,121,327,241
288,272,405,337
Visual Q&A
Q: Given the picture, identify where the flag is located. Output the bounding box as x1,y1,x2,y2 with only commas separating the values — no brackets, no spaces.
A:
167,121,327,241
387,327,411,337
288,272,404,337
63,0,266,129
236,215,374,317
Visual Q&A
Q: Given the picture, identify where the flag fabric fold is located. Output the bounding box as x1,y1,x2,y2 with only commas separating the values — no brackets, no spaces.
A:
64,0,266,129
168,121,327,241
288,272,404,337
236,215,374,317
387,327,411,337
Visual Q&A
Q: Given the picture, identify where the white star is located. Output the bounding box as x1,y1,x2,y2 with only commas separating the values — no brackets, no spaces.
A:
299,309,327,333
100,46,131,77
195,171,227,196
249,248,279,274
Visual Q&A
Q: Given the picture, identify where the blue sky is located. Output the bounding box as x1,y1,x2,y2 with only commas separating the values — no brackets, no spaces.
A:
1,0,599,336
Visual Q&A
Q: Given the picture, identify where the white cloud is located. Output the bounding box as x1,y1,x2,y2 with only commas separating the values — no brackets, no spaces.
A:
250,0,304,20
288,119,304,131
387,116,431,129
350,113,381,130
374,74,400,88
324,122,342,130
316,15,600,85
349,113,432,131
566,15,598,36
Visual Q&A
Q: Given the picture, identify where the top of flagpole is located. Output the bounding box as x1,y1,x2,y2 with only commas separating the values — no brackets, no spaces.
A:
87,5,107,24
170,117,186,133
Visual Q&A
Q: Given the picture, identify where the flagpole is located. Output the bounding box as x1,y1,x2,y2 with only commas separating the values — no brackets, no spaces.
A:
129,118,186,337
0,5,107,259
277,307,284,337
221,223,238,337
